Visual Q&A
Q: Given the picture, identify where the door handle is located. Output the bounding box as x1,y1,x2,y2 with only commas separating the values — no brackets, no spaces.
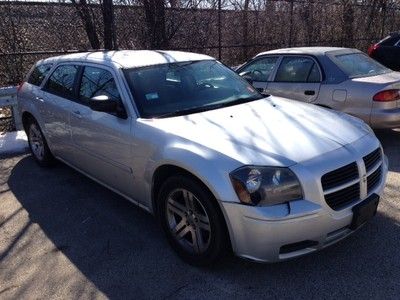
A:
35,96,44,102
304,90,316,96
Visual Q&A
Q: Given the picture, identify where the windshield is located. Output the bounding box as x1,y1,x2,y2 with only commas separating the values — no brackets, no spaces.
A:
124,60,263,118
334,53,391,77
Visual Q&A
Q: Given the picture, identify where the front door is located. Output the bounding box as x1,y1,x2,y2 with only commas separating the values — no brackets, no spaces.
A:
266,56,322,103
69,65,134,197
237,56,280,93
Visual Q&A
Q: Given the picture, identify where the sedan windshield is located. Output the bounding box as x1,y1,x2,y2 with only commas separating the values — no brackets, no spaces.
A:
124,60,263,118
334,53,391,78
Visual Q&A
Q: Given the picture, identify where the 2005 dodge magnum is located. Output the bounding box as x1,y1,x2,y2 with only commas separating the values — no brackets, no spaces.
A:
17,50,388,265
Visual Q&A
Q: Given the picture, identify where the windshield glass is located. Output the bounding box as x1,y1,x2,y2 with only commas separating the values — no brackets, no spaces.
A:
334,53,390,77
124,60,263,118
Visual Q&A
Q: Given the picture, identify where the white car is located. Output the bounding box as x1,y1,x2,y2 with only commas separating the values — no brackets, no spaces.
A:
17,50,388,265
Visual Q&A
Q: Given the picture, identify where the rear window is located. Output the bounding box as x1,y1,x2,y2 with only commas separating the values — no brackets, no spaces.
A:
379,35,400,46
27,64,52,86
334,53,390,77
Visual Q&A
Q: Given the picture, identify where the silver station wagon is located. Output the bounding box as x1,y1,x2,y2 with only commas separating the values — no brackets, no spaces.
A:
18,50,388,265
236,47,400,128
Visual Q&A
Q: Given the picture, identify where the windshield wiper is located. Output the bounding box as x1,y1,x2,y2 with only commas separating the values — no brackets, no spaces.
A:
153,95,265,119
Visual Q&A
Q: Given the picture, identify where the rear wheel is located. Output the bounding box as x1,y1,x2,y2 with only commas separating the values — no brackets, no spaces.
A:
27,120,54,166
158,176,228,266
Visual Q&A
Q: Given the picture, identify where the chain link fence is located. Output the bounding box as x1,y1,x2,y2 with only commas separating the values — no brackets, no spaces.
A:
1,0,400,87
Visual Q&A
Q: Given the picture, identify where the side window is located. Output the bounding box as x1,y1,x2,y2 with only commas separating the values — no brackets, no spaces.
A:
28,64,53,86
44,65,79,99
79,66,121,103
239,57,279,82
275,57,321,83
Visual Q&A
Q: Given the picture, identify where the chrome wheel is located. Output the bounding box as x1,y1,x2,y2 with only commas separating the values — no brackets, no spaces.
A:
29,123,45,161
166,188,211,254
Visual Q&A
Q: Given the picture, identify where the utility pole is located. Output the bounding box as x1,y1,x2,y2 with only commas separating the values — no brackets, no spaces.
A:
103,0,117,50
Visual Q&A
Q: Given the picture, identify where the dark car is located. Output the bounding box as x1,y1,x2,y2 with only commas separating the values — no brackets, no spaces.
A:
368,32,400,71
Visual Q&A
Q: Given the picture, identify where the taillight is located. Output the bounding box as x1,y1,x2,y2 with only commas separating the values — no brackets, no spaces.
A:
373,89,400,102
368,44,380,56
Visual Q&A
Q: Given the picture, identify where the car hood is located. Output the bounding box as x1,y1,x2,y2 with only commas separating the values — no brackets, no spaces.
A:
143,97,371,166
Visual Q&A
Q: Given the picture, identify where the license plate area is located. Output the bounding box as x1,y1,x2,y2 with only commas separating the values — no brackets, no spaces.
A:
350,194,379,230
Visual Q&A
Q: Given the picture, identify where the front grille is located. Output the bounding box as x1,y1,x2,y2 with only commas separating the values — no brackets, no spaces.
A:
367,166,382,194
325,183,360,210
321,162,359,190
363,148,381,172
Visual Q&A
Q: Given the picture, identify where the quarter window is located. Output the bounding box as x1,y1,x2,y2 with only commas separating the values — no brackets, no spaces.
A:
28,64,53,86
44,65,79,99
275,57,321,83
79,67,121,102
239,57,279,82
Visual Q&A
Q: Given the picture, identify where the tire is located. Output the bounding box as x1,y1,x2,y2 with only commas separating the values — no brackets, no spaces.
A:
158,175,229,266
27,119,55,167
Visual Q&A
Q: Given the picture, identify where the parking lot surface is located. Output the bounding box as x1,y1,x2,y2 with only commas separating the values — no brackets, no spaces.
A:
0,129,399,299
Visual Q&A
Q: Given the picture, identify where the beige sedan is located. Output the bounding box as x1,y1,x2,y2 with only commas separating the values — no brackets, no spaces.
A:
237,47,400,128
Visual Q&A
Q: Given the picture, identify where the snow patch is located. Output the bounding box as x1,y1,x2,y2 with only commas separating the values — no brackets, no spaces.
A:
0,130,29,155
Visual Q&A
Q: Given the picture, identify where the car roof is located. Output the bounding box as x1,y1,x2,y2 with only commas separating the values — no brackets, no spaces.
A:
255,47,360,57
38,50,214,68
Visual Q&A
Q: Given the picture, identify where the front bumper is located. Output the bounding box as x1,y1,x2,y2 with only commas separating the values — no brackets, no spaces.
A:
222,135,389,263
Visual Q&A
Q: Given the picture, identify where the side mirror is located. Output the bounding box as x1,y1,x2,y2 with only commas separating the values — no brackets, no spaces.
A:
89,95,128,119
239,71,253,84
89,95,117,113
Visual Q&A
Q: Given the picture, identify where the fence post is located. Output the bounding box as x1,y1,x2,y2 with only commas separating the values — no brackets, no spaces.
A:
381,2,387,37
289,0,294,47
218,0,222,60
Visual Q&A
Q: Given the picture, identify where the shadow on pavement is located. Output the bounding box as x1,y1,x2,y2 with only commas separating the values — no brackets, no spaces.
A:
4,152,399,298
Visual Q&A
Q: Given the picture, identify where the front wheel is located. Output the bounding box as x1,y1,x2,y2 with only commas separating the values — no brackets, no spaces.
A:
158,176,228,266
27,120,54,166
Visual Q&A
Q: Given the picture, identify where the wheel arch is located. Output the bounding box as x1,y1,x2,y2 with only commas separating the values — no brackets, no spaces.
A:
151,163,234,251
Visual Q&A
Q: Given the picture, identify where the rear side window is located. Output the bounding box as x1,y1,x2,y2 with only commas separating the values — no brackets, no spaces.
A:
79,66,121,102
44,65,79,99
28,64,52,86
275,57,321,82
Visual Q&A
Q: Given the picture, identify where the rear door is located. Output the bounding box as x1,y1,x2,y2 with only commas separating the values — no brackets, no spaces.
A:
237,56,280,92
41,64,80,163
266,56,322,102
69,64,134,197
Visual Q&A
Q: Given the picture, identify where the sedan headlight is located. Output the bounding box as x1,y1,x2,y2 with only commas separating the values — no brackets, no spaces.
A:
230,166,303,206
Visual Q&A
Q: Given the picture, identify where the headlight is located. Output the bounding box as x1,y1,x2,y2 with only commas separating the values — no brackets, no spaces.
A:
230,166,303,206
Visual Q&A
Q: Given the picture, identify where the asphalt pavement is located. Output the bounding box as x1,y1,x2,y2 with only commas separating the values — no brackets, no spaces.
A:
0,129,399,299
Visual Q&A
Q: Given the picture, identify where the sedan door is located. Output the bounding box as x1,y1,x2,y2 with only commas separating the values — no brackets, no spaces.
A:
237,56,280,93
69,65,135,198
266,56,322,102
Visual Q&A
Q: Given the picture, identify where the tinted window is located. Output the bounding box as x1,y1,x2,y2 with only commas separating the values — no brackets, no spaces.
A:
334,53,390,77
239,57,278,82
379,35,400,46
124,60,262,118
28,64,52,86
275,57,320,82
79,67,121,102
45,65,79,99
